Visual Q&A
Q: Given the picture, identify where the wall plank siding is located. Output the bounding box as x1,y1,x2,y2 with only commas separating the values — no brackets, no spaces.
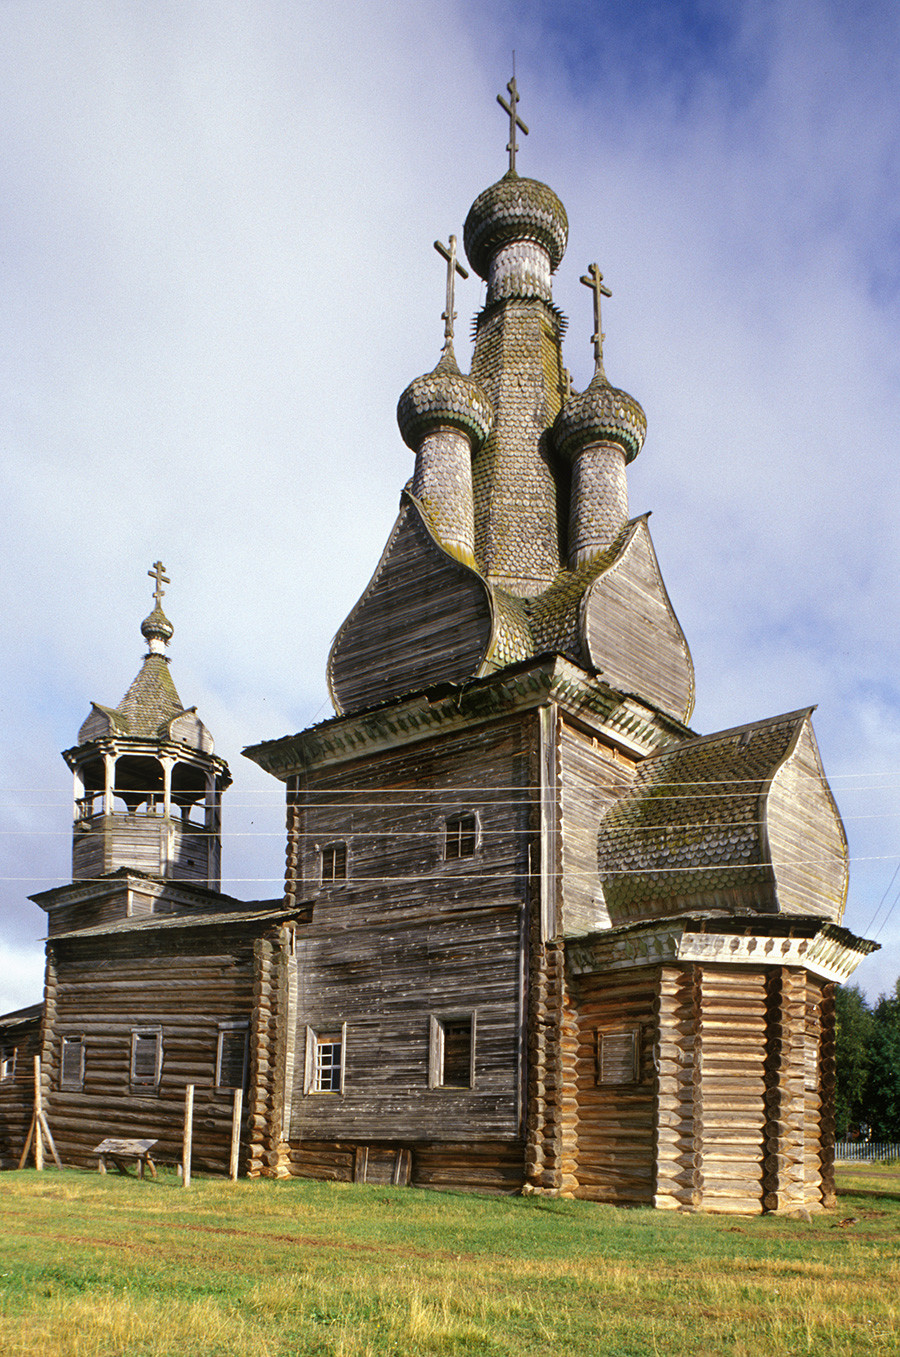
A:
282,716,533,1186
557,720,635,937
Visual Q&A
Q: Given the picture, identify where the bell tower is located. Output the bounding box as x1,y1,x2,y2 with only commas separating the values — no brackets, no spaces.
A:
63,564,231,889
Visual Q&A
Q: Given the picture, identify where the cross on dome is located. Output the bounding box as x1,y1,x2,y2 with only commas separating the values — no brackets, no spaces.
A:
580,263,612,375
497,73,528,174
434,235,468,351
148,560,170,609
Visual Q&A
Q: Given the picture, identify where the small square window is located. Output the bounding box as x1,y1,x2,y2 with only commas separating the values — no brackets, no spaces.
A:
445,813,478,860
595,1029,639,1085
60,1035,85,1090
321,842,348,884
429,1014,475,1089
304,1023,347,1094
131,1030,162,1088
0,1047,16,1081
216,1023,249,1091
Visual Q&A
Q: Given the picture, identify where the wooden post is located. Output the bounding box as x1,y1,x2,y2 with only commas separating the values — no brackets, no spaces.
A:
182,1084,194,1188
229,1088,242,1181
33,1056,44,1171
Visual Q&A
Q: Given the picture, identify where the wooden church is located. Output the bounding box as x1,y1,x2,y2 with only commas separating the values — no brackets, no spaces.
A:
0,82,877,1210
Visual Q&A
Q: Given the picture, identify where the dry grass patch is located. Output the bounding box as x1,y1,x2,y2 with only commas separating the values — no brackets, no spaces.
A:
0,1166,898,1355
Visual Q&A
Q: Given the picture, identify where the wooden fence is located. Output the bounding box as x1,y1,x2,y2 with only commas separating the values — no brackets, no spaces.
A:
835,1142,900,1162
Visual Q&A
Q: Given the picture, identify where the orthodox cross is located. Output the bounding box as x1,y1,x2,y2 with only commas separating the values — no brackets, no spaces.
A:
497,75,528,174
580,263,612,374
434,235,468,349
148,560,170,609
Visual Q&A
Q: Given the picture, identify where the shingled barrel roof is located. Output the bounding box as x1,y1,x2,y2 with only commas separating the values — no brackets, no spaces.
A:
597,709,849,925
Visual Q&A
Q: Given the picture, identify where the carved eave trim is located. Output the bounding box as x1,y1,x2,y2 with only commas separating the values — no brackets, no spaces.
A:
567,915,878,983
245,656,692,780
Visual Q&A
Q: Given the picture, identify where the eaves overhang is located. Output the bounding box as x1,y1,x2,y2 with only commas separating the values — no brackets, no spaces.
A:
567,913,879,985
244,655,693,782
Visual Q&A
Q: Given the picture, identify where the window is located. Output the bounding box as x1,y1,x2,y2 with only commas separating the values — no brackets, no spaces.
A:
216,1022,249,1091
445,813,478,860
595,1029,639,1085
60,1035,84,1090
0,1047,16,1081
321,842,348,884
429,1014,475,1089
304,1023,347,1094
131,1030,162,1089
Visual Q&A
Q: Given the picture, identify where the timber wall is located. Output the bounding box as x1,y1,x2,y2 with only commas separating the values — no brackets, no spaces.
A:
42,927,259,1173
283,716,533,1184
0,1007,42,1169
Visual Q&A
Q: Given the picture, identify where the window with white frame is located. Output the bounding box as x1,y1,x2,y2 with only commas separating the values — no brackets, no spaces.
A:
304,1023,347,1094
429,1014,475,1089
60,1035,85,1090
320,842,348,884
444,813,478,860
216,1022,249,1091
130,1029,162,1089
0,1047,16,1081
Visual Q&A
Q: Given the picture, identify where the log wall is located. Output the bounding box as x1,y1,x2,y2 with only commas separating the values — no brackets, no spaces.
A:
0,1006,42,1169
572,966,656,1204
42,926,261,1173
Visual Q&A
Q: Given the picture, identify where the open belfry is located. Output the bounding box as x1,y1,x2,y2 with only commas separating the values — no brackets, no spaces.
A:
0,81,877,1209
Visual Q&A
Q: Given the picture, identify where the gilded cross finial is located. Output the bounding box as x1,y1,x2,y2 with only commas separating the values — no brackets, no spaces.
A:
434,235,468,351
497,71,528,174
580,263,612,375
148,560,170,610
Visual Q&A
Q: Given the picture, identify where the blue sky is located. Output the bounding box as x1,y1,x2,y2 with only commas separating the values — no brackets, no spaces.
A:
3,0,900,1007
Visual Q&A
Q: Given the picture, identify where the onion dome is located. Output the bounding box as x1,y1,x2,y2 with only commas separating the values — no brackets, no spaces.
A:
397,345,494,452
140,604,174,650
553,368,647,466
463,171,568,280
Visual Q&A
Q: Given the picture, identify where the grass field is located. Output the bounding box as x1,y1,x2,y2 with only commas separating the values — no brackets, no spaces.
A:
0,1164,897,1356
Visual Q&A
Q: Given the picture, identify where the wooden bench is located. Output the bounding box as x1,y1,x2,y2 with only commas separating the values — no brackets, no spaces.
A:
93,1137,158,1179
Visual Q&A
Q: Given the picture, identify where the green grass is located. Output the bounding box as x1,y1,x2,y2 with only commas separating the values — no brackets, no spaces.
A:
0,1165,898,1356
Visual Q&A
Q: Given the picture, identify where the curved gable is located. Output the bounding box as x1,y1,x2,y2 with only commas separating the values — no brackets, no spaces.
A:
581,517,694,722
328,493,495,716
766,715,848,922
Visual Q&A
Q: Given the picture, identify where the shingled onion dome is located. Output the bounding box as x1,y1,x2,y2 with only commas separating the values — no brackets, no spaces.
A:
554,369,646,569
140,603,175,655
397,344,493,565
464,171,568,303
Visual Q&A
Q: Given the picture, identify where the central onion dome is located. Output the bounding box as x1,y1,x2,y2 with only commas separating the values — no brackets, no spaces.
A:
397,345,493,452
463,170,568,280
553,368,647,465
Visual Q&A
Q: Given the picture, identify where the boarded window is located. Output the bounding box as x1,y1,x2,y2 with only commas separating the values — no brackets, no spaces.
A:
445,813,478,860
216,1024,249,1090
321,842,348,883
0,1047,16,1081
805,1030,819,1093
429,1014,475,1088
304,1024,347,1094
131,1030,161,1088
60,1035,84,1089
596,1029,639,1085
